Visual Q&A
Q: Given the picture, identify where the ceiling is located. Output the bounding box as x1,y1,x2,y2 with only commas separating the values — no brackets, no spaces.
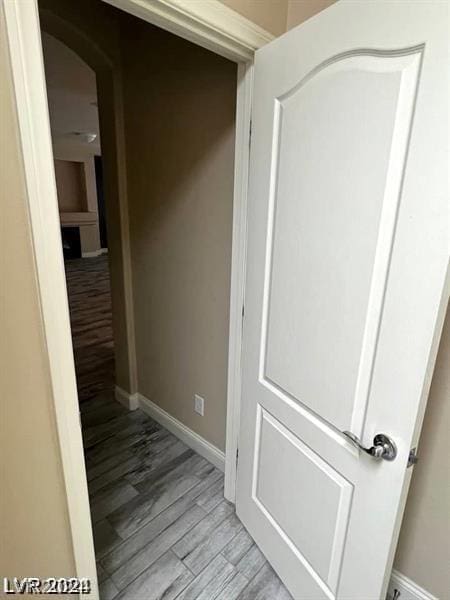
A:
41,32,101,153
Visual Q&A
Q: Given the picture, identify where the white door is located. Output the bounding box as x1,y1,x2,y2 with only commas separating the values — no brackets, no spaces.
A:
236,2,448,599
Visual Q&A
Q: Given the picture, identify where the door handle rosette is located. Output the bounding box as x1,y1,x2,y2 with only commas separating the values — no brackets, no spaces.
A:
343,431,397,461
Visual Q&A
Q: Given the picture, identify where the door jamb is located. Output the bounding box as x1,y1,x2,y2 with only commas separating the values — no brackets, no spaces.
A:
224,61,253,502
102,0,273,62
3,0,270,593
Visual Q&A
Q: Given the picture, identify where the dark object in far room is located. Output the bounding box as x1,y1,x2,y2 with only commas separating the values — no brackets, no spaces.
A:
61,226,81,260
95,156,108,250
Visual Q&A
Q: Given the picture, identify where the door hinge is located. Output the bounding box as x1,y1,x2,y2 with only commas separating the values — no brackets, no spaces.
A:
249,119,252,149
407,448,419,468
236,448,239,467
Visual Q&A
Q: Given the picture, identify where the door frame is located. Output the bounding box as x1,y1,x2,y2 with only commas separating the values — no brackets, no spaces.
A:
3,0,269,595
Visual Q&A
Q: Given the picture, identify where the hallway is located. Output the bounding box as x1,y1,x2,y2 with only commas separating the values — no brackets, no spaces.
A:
65,256,292,600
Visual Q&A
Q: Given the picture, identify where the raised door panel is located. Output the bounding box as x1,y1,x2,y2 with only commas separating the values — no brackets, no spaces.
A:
254,408,353,594
262,51,422,435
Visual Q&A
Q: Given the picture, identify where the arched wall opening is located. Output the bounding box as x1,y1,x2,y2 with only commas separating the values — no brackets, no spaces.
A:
39,6,137,395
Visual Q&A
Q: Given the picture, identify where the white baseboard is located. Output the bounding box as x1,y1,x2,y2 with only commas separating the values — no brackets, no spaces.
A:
387,571,437,600
137,393,225,472
81,248,108,258
115,385,139,410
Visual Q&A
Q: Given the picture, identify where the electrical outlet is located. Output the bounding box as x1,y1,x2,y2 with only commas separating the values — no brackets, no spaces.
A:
194,394,205,416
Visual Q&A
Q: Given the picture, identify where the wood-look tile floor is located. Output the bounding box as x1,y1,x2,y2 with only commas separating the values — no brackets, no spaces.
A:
65,256,292,600
65,256,115,405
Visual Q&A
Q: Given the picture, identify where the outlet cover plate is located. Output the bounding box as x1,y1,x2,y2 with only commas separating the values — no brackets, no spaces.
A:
194,394,204,416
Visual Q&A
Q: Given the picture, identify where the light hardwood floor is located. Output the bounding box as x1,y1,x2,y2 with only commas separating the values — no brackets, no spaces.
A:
66,256,292,600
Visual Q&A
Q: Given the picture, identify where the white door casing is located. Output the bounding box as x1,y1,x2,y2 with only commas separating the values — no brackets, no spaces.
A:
236,2,448,600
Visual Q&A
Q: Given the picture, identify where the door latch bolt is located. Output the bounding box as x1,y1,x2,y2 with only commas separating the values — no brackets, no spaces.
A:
407,448,418,468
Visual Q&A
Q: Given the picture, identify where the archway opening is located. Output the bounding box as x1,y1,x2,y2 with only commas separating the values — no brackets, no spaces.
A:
41,31,116,406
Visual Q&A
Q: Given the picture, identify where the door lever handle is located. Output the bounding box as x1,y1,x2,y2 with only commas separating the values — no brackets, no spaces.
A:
343,431,397,461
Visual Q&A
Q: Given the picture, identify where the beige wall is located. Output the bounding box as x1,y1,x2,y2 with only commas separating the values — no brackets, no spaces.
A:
220,0,288,36
54,159,87,212
120,15,237,451
394,304,450,598
219,0,335,36
286,0,335,29
0,10,75,581
80,224,102,255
